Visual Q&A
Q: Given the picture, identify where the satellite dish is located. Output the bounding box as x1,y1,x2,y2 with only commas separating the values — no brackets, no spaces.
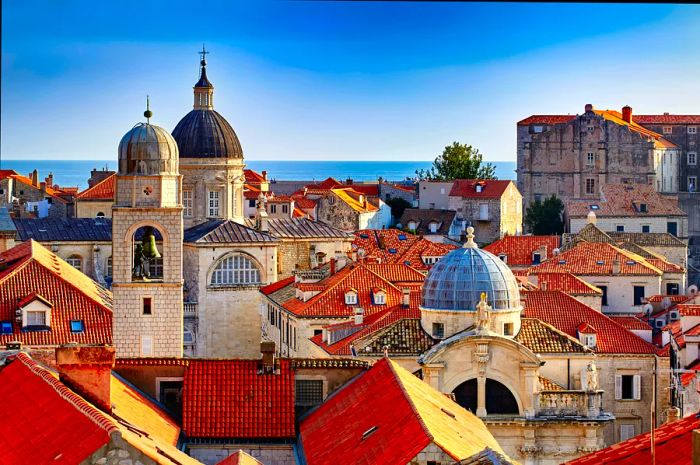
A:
643,303,654,316
661,297,672,310
688,284,699,295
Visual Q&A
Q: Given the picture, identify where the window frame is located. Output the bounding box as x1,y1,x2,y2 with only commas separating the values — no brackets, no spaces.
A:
615,374,641,400
585,178,596,195
432,322,445,339
183,189,193,217
210,254,263,287
208,190,220,218
586,152,595,166
344,291,358,305
66,255,83,271
70,320,85,333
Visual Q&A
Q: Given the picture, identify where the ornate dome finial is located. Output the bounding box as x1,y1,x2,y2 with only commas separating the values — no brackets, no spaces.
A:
199,43,209,68
463,226,477,248
143,95,153,123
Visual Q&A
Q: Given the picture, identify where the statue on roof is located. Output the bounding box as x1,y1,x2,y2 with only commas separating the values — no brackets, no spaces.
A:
475,292,491,334
584,360,599,392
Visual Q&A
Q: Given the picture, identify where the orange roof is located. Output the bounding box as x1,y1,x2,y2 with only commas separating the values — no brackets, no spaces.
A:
517,115,576,126
531,242,662,276
524,291,660,354
634,115,700,124
300,358,509,465
76,173,115,200
484,235,560,266
609,316,652,331
567,184,686,217
448,179,513,199
331,188,379,213
244,169,267,184
533,272,602,295
0,240,112,347
566,412,700,465
353,229,456,271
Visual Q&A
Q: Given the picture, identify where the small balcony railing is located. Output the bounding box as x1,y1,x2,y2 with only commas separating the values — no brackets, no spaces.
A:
184,302,198,316
536,390,604,419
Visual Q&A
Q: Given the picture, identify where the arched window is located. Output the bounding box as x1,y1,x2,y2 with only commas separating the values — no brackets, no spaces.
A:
453,378,519,415
210,254,262,286
66,255,82,271
96,212,105,218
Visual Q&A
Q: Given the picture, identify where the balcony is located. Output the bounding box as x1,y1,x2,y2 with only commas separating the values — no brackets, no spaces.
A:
535,390,607,419
184,302,198,317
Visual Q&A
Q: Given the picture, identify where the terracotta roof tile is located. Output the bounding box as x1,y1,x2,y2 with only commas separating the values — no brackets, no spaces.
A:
0,240,113,347
217,450,264,465
244,169,266,184
516,318,589,353
539,376,565,391
523,291,660,354
531,272,602,295
75,174,115,200
567,184,686,217
484,236,560,266
566,412,700,465
634,115,700,124
399,208,457,236
448,180,513,199
353,229,456,271
300,358,509,465
530,242,661,276
609,316,652,331
182,359,295,438
517,115,576,126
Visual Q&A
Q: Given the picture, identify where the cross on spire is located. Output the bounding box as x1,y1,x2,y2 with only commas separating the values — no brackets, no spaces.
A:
199,44,209,66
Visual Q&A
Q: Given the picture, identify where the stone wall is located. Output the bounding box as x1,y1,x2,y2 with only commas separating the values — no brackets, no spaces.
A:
188,444,295,465
580,274,661,314
418,181,454,210
315,194,360,232
76,200,114,218
570,216,688,239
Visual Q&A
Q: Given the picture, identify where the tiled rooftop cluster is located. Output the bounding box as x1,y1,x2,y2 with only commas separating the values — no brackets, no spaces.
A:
352,228,457,271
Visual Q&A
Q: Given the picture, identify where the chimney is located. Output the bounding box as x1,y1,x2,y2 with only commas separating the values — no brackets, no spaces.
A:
585,103,593,113
31,170,39,188
44,174,53,189
666,406,680,424
260,341,276,374
330,258,336,275
55,344,116,413
401,288,411,307
262,170,268,181
354,307,364,325
612,259,621,275
622,105,633,123
540,281,548,291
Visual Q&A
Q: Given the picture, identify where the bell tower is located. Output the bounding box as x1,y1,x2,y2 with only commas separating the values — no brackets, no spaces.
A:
112,102,184,358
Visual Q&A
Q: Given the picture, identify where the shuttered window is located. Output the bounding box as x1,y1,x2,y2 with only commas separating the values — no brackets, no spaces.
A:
615,374,641,400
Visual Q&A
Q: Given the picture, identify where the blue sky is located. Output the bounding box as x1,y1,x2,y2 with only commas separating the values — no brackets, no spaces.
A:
3,1,700,162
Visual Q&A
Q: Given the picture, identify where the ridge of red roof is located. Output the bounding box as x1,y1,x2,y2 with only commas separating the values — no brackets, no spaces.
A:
448,179,512,199
532,272,602,295
524,291,660,355
634,115,700,124
260,276,295,295
76,173,115,200
484,236,560,266
531,242,661,276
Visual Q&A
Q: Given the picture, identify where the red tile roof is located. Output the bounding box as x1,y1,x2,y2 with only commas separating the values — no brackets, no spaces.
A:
566,412,700,465
633,115,700,124
448,179,513,199
217,450,264,465
517,115,576,126
530,242,662,276
353,229,456,271
484,236,560,266
609,316,652,331
567,184,686,217
648,295,690,304
0,240,113,347
532,272,602,295
0,353,114,465
300,358,508,465
681,359,700,387
244,169,267,184
346,184,379,196
75,173,115,200
523,291,660,354
677,304,700,317
182,359,295,438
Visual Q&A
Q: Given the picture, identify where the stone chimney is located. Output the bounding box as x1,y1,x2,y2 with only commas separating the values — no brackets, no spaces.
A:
255,192,269,232
354,307,364,325
30,170,39,188
612,259,621,275
401,288,411,307
260,341,276,374
622,105,633,123
44,174,53,189
587,210,597,225
585,103,594,113
55,344,116,413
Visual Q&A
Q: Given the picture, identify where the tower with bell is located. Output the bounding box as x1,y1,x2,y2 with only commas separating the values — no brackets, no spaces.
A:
112,99,184,358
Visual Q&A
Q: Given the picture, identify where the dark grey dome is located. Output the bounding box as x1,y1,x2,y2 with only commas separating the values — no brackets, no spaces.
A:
118,122,179,175
172,110,243,159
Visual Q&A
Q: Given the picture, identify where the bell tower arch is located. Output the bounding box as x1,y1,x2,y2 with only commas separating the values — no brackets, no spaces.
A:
112,103,184,358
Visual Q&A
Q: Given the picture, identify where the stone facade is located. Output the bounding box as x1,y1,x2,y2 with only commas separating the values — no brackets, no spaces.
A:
276,238,350,279
76,200,114,218
570,214,688,239
87,432,179,465
418,181,454,210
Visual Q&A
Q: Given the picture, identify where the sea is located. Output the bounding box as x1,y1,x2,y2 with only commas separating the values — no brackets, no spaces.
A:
0,159,517,190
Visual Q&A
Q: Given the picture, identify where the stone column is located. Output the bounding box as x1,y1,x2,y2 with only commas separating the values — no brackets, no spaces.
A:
476,376,487,417
421,363,444,391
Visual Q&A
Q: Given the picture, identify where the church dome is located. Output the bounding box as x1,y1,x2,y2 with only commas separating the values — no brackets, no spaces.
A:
172,48,243,159
118,121,179,176
421,228,521,311
172,110,243,159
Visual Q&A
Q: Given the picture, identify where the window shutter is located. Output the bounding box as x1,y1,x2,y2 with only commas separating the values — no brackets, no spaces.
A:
615,375,622,400
633,375,641,400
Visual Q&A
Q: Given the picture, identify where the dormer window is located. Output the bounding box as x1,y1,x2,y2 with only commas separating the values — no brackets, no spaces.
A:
407,221,417,230
475,184,483,193
429,222,439,233
345,290,358,305
577,323,597,349
372,289,386,305
583,334,596,348
532,253,541,265
19,295,52,330
499,254,507,263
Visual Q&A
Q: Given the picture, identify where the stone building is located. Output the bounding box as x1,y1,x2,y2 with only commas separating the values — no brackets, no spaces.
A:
484,235,561,271
567,184,688,238
111,108,184,358
75,173,115,218
398,208,465,242
517,105,681,209
418,180,454,210
0,169,74,218
447,179,523,244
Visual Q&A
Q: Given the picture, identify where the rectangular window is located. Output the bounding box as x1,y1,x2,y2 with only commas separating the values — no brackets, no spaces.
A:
432,322,445,339
689,127,697,134
248,199,256,208
532,253,541,265
313,329,323,337
533,125,544,133
667,283,680,295
642,225,651,233
689,152,697,166
345,292,358,305
663,126,673,135
479,203,489,220
183,190,193,217
586,152,595,166
616,225,625,232
633,286,645,306
141,335,154,356
282,204,289,214
70,320,84,333
503,323,514,336
689,176,698,193
208,191,220,217
667,222,678,237
599,285,608,306
620,424,636,441
616,374,641,400
585,178,596,195
295,379,324,406
143,297,152,315
26,311,46,326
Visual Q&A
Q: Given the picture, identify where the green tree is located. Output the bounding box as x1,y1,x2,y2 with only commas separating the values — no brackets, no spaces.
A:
386,197,412,221
416,142,497,181
524,195,565,235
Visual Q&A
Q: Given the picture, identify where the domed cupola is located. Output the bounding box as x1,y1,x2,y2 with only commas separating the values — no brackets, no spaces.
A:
420,227,522,339
118,99,179,176
171,47,243,159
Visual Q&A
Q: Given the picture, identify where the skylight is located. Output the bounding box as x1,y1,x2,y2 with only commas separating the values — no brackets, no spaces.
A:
388,248,397,254
70,320,85,333
589,205,600,210
398,234,407,241
0,321,12,334
359,233,369,239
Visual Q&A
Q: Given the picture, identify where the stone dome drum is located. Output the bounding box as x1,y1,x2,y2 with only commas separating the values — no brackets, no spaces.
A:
421,230,521,312
118,123,179,176
172,110,243,159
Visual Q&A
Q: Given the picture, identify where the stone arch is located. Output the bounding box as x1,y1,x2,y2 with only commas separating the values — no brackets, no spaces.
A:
208,251,265,287
453,378,521,416
124,221,168,282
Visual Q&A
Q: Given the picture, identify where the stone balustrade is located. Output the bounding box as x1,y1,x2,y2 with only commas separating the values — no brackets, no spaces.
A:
536,390,604,419
184,302,198,315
